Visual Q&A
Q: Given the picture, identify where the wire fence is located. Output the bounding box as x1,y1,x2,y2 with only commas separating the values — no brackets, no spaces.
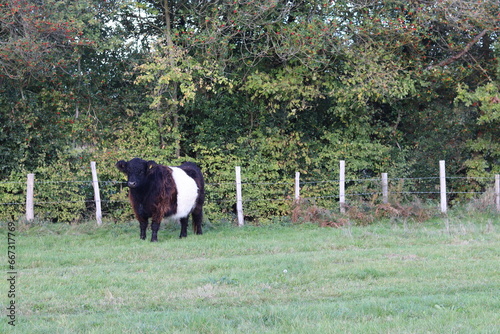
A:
0,178,498,205
1,162,499,223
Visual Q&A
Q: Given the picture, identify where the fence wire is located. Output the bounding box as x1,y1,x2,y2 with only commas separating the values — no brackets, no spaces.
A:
0,176,497,205
1,174,498,221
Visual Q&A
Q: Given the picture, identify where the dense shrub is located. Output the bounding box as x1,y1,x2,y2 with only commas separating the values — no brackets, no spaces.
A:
0,146,497,224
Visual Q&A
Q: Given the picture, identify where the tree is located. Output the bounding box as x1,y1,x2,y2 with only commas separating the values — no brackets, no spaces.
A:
2,0,499,221
0,0,87,94
127,0,499,173
0,0,87,176
0,0,137,177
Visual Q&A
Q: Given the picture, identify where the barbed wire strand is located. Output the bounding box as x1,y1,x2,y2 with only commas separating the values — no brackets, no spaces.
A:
0,176,496,206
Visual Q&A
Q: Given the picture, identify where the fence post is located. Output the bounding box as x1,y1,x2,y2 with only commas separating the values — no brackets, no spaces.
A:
235,166,244,226
381,173,388,204
295,172,300,201
91,161,102,226
495,174,500,212
26,173,34,221
339,160,345,213
439,160,447,214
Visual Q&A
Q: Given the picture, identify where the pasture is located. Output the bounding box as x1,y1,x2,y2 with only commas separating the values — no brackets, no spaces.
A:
2,214,499,333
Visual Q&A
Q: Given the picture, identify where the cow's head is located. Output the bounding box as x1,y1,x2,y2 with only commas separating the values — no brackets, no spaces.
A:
116,158,157,189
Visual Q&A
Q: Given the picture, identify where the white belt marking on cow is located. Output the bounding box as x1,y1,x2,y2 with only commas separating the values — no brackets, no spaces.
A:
169,167,199,219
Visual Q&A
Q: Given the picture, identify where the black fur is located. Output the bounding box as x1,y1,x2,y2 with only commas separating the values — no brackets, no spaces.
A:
116,158,204,242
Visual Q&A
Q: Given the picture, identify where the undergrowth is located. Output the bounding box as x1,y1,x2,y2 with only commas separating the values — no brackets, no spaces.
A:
291,188,498,227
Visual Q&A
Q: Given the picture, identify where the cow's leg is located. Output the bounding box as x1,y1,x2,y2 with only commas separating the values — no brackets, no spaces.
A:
139,218,148,240
151,221,160,242
179,217,188,238
192,206,203,235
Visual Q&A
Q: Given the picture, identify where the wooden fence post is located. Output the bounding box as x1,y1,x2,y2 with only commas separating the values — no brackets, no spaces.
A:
235,166,244,226
495,174,500,212
91,161,102,225
26,173,34,221
295,172,300,201
439,160,447,214
339,160,345,213
381,173,388,204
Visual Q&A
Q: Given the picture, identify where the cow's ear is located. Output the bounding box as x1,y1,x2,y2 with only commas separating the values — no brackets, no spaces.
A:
116,160,128,173
147,160,157,171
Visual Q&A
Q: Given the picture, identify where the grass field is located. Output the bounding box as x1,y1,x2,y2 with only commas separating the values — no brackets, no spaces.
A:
2,213,499,333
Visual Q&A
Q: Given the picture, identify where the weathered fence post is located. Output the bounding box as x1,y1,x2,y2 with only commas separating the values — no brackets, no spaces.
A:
339,160,345,213
495,174,500,212
91,161,102,225
26,173,34,221
235,166,244,227
439,160,447,214
381,173,388,204
295,172,300,201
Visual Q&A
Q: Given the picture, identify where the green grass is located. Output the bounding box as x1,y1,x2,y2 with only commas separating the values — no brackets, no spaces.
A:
2,214,499,333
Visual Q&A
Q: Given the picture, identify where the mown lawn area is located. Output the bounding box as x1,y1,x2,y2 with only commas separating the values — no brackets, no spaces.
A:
2,214,499,333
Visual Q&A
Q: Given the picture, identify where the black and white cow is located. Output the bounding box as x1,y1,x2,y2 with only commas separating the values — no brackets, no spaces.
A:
116,158,204,242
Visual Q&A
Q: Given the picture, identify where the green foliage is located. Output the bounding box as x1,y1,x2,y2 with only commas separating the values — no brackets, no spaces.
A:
338,46,417,104
233,128,310,220
1,0,499,223
454,40,500,189
191,144,240,223
0,170,27,221
0,153,91,223
401,103,477,178
456,82,500,179
242,66,324,115
0,89,74,178
33,159,89,223
0,0,124,179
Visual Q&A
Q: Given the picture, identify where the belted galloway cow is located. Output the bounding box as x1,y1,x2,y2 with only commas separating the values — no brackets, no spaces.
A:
116,158,204,242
